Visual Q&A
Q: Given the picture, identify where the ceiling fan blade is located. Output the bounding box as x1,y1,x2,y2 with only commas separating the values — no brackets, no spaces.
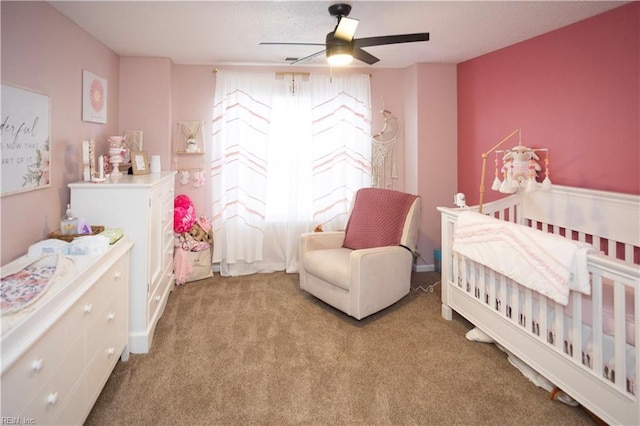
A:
352,47,379,65
290,49,326,65
333,16,359,41
354,33,429,48
259,42,325,46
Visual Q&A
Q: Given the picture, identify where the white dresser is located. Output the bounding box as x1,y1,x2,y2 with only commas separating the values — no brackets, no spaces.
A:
69,171,176,353
1,238,133,425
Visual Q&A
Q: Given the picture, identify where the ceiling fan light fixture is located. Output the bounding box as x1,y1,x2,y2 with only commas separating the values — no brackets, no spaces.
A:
326,36,353,66
327,53,353,66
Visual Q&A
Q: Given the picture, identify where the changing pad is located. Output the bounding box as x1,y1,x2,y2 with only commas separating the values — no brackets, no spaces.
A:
1,254,73,315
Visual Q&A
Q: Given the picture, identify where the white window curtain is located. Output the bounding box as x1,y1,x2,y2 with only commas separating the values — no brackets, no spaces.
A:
211,70,371,276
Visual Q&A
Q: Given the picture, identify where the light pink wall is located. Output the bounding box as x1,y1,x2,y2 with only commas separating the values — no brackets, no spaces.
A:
369,68,409,192
169,65,455,268
169,65,412,217
416,64,458,266
457,2,640,206
119,57,173,170
399,64,458,267
402,66,419,195
171,66,216,217
1,2,120,264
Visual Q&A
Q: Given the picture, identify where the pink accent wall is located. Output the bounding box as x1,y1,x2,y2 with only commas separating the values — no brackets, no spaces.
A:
1,2,120,264
457,3,639,206
416,64,458,265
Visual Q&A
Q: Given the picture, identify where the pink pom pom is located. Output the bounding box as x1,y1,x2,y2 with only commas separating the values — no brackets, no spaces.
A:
174,195,196,233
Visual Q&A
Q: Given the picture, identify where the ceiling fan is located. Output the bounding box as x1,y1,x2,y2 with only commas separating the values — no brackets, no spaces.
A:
259,3,429,66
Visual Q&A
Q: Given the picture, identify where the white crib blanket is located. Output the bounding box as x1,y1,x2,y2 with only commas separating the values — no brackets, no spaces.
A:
453,211,596,305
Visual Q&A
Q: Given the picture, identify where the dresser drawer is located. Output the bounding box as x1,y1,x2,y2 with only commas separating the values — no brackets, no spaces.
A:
64,278,106,345
20,337,83,425
65,255,127,345
147,276,165,324
150,230,173,297
161,204,173,236
163,179,175,202
100,254,129,299
86,296,126,365
1,319,66,416
51,376,86,426
162,203,174,260
163,241,174,276
147,264,172,325
86,327,126,404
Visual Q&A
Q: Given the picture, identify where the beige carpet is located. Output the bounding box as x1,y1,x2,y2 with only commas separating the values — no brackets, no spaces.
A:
86,271,596,425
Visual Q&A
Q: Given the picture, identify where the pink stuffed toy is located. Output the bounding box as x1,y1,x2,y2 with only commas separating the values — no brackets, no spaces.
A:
174,195,196,233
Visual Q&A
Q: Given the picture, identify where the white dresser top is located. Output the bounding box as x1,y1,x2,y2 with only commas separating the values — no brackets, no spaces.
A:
68,171,176,189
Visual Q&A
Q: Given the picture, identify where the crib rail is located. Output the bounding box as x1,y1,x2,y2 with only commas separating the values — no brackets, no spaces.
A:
438,186,640,426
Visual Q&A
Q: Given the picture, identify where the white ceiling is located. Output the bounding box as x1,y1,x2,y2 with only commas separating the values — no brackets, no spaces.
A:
50,1,629,68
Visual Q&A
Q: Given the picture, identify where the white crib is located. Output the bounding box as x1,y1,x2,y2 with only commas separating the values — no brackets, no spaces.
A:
438,185,640,425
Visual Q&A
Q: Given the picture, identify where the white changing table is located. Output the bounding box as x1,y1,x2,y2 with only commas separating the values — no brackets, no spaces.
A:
1,238,133,425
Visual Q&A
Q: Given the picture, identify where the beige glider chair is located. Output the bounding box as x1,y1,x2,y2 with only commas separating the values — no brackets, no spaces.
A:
299,188,421,320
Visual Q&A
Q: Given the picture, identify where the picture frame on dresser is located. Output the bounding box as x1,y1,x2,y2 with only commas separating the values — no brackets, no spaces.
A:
131,151,149,175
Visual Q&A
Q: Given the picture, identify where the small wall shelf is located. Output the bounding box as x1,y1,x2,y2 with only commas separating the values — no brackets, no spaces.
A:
173,121,206,189
174,121,205,154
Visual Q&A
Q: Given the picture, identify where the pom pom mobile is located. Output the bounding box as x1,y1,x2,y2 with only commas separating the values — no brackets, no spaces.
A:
478,129,551,213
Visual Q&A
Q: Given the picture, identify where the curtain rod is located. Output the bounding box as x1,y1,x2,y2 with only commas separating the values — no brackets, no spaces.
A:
277,71,371,77
212,68,371,77
275,71,310,77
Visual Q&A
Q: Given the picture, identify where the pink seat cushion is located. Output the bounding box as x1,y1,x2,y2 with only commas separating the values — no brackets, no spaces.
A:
343,188,418,250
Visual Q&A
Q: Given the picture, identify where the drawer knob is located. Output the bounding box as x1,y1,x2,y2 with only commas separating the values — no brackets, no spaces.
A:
84,303,93,314
107,347,116,357
107,312,116,322
155,295,161,302
31,358,44,372
47,392,59,405
114,271,122,280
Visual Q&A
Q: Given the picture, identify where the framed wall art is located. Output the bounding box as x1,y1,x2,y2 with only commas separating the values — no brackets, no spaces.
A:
124,130,143,152
82,70,107,123
131,151,150,175
1,82,51,197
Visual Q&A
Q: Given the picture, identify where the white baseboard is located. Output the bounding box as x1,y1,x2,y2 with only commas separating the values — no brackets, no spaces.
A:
214,262,436,273
413,263,436,273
